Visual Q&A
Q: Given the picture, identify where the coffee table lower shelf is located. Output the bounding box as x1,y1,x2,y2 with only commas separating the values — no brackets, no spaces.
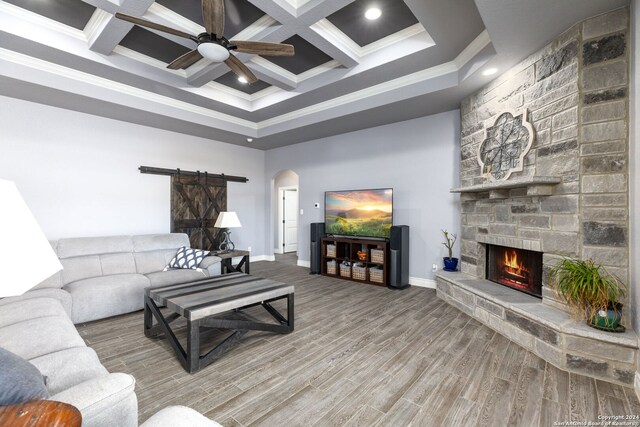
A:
144,273,294,373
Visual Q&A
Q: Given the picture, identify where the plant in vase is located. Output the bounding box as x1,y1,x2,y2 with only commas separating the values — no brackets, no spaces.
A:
549,258,626,331
441,229,458,272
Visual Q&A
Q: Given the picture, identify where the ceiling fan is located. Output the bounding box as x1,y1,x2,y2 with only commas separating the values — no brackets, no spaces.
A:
115,0,294,84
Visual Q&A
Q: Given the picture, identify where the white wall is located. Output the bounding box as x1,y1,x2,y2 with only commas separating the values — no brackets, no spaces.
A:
265,110,461,284
0,96,267,255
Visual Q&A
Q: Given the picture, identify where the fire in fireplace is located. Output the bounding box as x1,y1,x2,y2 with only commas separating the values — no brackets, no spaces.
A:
486,245,543,298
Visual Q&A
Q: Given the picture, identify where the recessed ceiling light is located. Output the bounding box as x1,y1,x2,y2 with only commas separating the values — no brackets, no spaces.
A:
246,137,254,143
365,7,382,20
483,68,498,76
238,76,248,84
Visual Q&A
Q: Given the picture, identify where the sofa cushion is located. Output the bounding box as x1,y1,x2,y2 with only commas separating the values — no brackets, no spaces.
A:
134,250,180,275
57,236,134,259
61,255,102,285
145,269,208,287
0,289,73,318
133,234,190,252
166,247,210,270
0,347,49,405
0,315,85,360
65,274,150,324
100,253,137,275
0,297,69,328
30,347,108,395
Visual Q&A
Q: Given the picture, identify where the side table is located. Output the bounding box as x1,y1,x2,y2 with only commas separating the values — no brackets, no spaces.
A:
212,250,250,274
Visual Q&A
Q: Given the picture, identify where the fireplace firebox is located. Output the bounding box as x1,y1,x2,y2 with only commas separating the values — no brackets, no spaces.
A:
486,244,543,298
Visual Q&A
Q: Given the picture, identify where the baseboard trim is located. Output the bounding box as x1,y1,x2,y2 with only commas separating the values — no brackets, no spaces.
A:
274,248,283,255
409,277,436,289
297,260,310,268
249,255,275,262
635,372,640,401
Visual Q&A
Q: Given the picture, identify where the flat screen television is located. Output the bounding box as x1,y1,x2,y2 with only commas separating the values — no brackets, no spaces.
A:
325,188,393,239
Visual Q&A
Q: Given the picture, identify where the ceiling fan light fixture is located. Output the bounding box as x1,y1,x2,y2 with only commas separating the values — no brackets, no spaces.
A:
238,76,248,84
365,7,382,20
197,42,230,62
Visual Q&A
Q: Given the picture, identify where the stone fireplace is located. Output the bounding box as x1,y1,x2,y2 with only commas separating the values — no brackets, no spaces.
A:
486,245,543,298
435,7,638,386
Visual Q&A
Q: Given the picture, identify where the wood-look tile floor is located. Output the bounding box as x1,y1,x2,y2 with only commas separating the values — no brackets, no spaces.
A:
77,256,640,426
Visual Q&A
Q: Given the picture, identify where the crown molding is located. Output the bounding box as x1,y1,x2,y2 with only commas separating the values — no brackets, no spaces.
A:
311,20,431,61
0,47,257,130
0,1,86,41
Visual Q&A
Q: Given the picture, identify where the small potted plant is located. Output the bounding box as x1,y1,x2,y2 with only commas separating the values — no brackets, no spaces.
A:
441,229,458,272
549,258,626,331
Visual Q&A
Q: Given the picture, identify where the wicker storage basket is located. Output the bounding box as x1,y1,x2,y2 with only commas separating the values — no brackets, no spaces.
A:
371,249,385,264
327,261,337,275
352,265,366,281
326,244,337,258
339,264,351,278
370,268,384,284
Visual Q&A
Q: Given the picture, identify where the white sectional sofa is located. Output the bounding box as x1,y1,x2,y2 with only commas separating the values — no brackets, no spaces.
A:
15,233,221,324
0,233,222,426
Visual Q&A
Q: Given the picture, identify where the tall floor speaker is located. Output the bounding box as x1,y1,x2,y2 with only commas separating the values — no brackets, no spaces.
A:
389,225,410,289
310,223,325,274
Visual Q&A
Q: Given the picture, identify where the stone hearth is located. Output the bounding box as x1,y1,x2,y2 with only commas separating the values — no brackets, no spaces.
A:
436,7,636,386
437,271,637,386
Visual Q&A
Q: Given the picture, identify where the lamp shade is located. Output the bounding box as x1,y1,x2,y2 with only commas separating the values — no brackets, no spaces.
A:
0,179,62,297
214,212,242,228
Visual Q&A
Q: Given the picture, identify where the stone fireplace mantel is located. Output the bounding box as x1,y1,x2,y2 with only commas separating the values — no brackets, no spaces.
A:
436,271,638,386
450,176,562,194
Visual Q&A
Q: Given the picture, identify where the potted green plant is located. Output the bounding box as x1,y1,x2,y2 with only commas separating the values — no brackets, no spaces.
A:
548,258,626,331
441,229,458,272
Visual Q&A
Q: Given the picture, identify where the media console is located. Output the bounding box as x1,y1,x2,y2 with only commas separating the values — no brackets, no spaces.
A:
321,236,389,287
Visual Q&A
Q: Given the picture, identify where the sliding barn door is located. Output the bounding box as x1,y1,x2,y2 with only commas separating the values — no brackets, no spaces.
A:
171,175,226,251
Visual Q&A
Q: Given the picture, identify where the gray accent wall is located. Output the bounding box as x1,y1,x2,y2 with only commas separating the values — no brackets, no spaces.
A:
0,95,267,256
265,110,461,283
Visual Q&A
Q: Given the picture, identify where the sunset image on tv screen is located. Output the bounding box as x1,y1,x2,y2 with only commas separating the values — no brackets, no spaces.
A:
325,189,393,238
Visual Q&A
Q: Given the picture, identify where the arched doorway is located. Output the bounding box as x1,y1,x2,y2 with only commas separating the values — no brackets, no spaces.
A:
272,170,299,263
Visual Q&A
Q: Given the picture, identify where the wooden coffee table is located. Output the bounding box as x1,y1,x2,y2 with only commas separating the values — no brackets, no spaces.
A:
144,272,294,373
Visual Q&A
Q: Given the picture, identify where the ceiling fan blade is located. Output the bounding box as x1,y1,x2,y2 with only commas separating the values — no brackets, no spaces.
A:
167,49,203,70
225,55,258,84
115,13,194,39
230,41,295,57
202,0,225,36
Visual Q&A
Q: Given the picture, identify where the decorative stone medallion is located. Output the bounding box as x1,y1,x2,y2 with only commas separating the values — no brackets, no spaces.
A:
477,110,535,181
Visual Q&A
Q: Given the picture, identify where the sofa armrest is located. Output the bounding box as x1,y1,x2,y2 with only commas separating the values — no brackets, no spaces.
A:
0,288,72,318
141,406,222,427
200,256,222,276
51,373,137,427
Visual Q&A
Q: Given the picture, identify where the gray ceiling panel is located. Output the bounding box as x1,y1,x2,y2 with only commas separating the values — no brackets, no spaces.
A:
4,0,95,30
120,27,192,65
214,71,271,94
266,35,333,75
326,0,419,47
155,0,266,38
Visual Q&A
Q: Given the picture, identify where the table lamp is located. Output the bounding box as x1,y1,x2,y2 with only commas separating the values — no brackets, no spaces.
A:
0,179,63,297
214,212,241,252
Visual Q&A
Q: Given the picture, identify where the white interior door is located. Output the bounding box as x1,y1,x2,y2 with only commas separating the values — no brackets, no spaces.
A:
283,189,298,253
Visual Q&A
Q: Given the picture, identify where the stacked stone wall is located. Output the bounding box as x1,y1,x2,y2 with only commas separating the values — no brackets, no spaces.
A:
459,8,630,307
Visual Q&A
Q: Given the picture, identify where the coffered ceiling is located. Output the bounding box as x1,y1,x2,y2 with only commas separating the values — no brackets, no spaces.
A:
0,0,629,149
